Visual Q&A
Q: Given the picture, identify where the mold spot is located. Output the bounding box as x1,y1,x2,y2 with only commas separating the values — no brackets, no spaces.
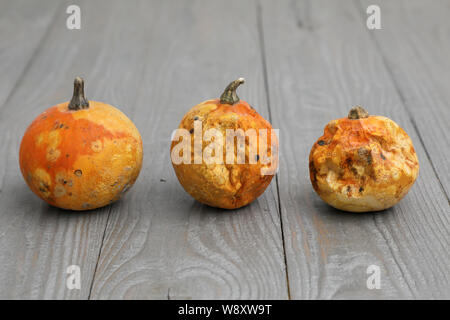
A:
256,154,260,162
380,153,386,160
194,116,199,120
91,140,103,152
82,203,91,209
358,148,372,165
46,148,61,162
318,140,326,146
74,169,82,177
189,128,194,134
359,187,364,193
54,185,66,198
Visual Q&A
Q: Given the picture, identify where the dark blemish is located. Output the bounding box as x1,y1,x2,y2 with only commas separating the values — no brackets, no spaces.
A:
41,115,47,120
66,154,70,158
380,153,386,160
65,126,69,129
359,187,364,193
74,169,82,177
68,192,72,196
346,158,352,166
194,116,199,120
59,123,64,128
189,128,194,134
318,140,326,146
256,154,260,161
358,147,372,164
347,186,351,192
160,178,166,182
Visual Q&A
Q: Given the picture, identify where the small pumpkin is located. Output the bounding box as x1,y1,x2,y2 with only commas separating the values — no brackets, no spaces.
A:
19,77,143,210
309,106,419,212
170,78,278,209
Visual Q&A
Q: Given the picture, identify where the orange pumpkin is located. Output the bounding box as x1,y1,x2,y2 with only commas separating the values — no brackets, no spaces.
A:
309,106,419,212
19,77,143,210
170,78,278,209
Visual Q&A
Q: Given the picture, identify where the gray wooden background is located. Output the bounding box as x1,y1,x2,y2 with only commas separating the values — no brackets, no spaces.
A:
0,0,448,299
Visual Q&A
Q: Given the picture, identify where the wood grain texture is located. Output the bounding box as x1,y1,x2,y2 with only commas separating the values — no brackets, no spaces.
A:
0,0,58,109
360,0,450,197
0,0,151,299
87,0,287,299
1,0,449,300
260,0,449,299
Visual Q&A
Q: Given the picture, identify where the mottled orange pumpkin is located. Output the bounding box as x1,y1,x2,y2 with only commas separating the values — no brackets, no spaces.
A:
19,77,143,210
171,78,278,209
309,106,419,212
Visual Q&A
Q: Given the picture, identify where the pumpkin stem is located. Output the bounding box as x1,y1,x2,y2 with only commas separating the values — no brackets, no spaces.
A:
348,106,369,119
68,77,89,110
220,78,245,105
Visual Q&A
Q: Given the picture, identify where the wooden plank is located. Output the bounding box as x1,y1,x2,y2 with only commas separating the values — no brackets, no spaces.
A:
260,0,450,299
0,0,58,109
88,0,288,299
0,0,156,299
359,0,450,197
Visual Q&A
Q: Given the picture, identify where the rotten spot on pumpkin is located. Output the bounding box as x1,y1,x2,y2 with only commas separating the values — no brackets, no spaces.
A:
54,185,66,198
74,169,82,177
189,128,194,134
256,154,260,162
358,148,372,165
380,153,386,160
194,116,199,121
359,187,364,193
82,203,91,209
318,140,326,146
91,140,103,152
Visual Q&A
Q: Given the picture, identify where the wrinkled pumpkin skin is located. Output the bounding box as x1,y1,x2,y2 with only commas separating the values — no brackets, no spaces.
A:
19,101,143,210
309,114,419,212
171,98,278,209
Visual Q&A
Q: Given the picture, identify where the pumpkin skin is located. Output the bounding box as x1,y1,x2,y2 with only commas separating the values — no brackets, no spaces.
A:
309,106,419,212
170,79,278,209
19,78,143,210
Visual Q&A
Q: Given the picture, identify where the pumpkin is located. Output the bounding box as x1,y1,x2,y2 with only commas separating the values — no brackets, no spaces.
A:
19,77,143,210
170,78,278,209
309,106,419,212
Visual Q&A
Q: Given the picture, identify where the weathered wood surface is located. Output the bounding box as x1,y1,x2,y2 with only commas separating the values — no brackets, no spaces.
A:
0,0,141,299
0,0,448,299
88,0,287,300
360,0,450,197
260,0,449,299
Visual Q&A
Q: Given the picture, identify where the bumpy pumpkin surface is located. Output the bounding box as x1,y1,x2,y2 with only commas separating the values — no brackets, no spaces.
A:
19,78,143,210
171,78,278,209
309,106,419,212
